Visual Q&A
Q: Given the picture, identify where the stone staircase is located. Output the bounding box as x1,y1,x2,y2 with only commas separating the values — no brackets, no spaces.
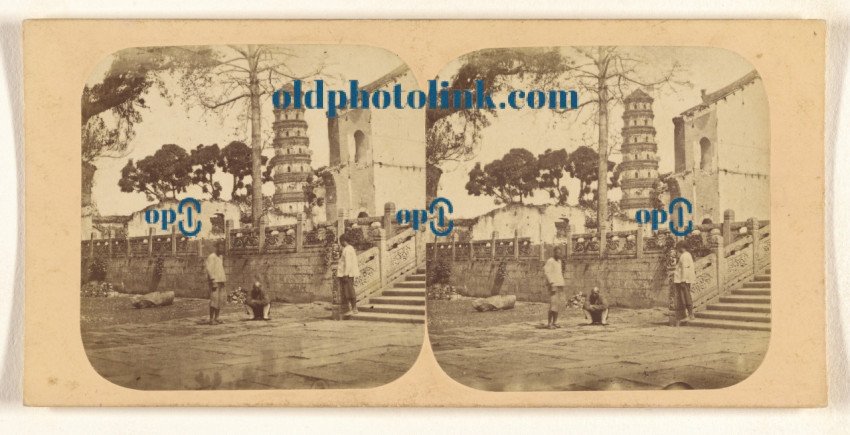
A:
349,266,426,324
686,267,771,331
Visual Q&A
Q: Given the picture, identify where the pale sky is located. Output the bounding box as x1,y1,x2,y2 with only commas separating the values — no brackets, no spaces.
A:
435,47,759,218
89,45,405,216
89,46,758,219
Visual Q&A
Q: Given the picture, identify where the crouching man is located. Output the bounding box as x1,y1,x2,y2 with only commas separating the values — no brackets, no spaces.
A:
246,277,271,321
583,287,609,325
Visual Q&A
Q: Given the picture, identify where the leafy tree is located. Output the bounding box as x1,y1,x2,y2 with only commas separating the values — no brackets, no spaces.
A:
566,146,615,207
537,148,570,205
189,144,222,200
81,48,188,222
304,166,332,210
81,48,179,163
217,141,269,202
427,48,568,201
556,47,686,252
465,149,541,205
118,144,192,201
649,173,677,210
582,200,623,230
169,45,326,226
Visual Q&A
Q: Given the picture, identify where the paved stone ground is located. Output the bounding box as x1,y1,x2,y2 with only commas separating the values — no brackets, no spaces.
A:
428,300,769,391
82,297,423,390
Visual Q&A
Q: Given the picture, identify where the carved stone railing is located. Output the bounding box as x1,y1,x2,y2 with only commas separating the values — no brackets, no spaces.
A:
454,241,472,259
128,236,150,256
92,239,110,257
603,230,638,257
228,228,260,254
570,233,600,257
472,240,491,259
756,224,771,271
262,224,297,253
110,238,128,257
353,246,382,302
430,231,542,262
303,223,337,248
722,234,756,293
426,214,771,324
385,228,418,284
688,250,720,312
82,200,420,258
151,234,172,256
518,238,538,258
674,218,771,324
494,239,516,258
331,224,427,320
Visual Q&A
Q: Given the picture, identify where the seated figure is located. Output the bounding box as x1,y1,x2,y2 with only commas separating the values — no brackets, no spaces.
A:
583,287,609,325
246,279,271,320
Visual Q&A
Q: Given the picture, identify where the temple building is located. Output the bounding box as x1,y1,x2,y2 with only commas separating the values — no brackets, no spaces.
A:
325,65,426,220
619,88,660,216
669,70,769,222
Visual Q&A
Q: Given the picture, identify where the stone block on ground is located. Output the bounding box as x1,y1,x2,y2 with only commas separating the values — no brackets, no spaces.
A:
131,291,175,309
472,295,516,312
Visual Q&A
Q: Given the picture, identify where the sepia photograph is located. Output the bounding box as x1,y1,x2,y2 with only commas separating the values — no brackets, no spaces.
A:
426,46,771,391
79,45,427,390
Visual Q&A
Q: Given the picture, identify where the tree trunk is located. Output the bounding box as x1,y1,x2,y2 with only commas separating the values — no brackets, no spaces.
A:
426,162,443,205
597,75,609,257
248,45,263,227
81,161,97,239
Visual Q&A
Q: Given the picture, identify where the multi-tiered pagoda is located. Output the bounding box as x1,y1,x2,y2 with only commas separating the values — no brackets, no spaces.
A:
619,89,660,215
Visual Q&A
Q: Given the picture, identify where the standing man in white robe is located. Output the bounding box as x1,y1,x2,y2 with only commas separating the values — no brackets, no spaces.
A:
674,242,696,320
337,233,361,317
205,242,227,325
544,247,566,329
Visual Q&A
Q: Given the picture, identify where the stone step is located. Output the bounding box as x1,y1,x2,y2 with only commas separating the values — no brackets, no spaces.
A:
743,281,770,289
720,295,771,304
406,274,426,281
383,288,426,297
705,303,771,313
357,304,425,316
395,280,426,289
369,296,426,306
696,310,771,323
347,311,424,324
754,274,771,282
732,288,771,296
416,267,426,274
684,318,771,332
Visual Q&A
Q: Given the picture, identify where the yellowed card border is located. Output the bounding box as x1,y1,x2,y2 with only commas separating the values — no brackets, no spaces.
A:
23,19,826,407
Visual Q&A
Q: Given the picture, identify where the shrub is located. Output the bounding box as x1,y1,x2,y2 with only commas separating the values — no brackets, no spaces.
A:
684,233,712,258
343,228,374,251
149,257,165,292
491,261,507,296
427,259,452,286
88,258,107,282
427,282,457,301
81,281,111,297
